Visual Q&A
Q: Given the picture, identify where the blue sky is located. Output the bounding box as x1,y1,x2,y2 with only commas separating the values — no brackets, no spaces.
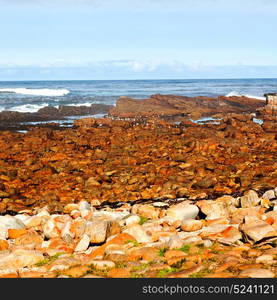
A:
0,0,277,80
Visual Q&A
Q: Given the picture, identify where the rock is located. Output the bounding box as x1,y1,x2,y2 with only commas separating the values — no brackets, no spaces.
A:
255,254,275,264
129,247,159,261
19,270,56,278
106,220,121,237
181,219,203,232
0,249,44,270
75,234,90,252
0,203,6,214
166,202,199,221
0,215,25,230
78,200,91,211
181,236,203,245
62,265,90,278
262,190,276,200
193,177,217,189
85,177,101,187
48,256,81,272
85,219,120,244
85,220,108,244
90,260,115,270
209,226,242,244
240,216,276,243
0,240,9,251
197,200,229,220
132,204,160,220
70,219,87,239
247,249,262,257
240,268,274,278
124,215,141,226
123,225,152,243
104,244,126,256
0,215,26,239
8,229,27,239
167,235,186,249
63,204,79,214
0,230,7,240
200,224,232,238
42,218,60,239
61,221,74,242
107,268,130,278
168,265,204,278
37,106,59,116
14,232,43,248
0,190,9,198
109,94,263,119
230,207,263,224
88,233,136,259
240,190,260,208
24,215,45,228
203,239,213,248
164,250,187,260
58,104,112,117
91,210,129,222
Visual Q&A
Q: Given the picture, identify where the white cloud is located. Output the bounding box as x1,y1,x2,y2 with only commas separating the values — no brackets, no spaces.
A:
187,61,205,71
1,0,277,12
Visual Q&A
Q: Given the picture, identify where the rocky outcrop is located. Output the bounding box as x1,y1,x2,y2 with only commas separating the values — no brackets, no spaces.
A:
0,104,113,126
109,94,264,119
257,93,277,116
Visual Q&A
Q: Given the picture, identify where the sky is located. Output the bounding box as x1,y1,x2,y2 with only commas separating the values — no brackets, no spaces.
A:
0,0,277,80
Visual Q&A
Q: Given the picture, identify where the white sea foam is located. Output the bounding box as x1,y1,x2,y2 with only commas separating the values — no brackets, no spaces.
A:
0,101,95,113
65,102,93,107
0,88,70,97
226,91,266,101
7,103,51,113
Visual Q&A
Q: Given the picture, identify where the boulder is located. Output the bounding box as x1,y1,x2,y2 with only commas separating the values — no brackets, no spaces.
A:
166,202,199,221
0,216,25,239
240,190,260,208
240,216,277,243
0,249,44,271
181,219,203,232
197,200,229,220
240,268,274,278
75,234,90,252
85,220,121,244
123,224,152,243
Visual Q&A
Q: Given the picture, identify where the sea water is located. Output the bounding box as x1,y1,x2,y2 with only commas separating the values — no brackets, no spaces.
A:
0,78,276,113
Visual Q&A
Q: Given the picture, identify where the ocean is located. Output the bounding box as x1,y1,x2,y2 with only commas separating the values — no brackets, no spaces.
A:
0,78,276,114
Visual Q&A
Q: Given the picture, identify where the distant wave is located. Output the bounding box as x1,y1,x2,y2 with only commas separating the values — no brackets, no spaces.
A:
7,103,54,113
0,88,70,96
0,102,96,113
226,91,266,100
66,102,94,107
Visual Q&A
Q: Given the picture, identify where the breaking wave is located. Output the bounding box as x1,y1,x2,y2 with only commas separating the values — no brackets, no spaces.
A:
0,88,70,97
226,91,266,101
7,103,54,113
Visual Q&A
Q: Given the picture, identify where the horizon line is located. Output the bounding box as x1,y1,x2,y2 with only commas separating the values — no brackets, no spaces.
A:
1,77,277,82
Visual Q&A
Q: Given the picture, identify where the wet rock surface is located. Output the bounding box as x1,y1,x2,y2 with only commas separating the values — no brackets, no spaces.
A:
0,115,275,212
109,94,264,119
0,103,112,131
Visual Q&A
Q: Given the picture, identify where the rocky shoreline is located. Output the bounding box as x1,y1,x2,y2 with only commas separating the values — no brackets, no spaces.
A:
0,94,276,278
0,94,270,131
0,103,112,131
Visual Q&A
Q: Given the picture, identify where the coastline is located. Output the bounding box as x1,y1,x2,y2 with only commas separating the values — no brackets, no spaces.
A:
0,94,276,278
